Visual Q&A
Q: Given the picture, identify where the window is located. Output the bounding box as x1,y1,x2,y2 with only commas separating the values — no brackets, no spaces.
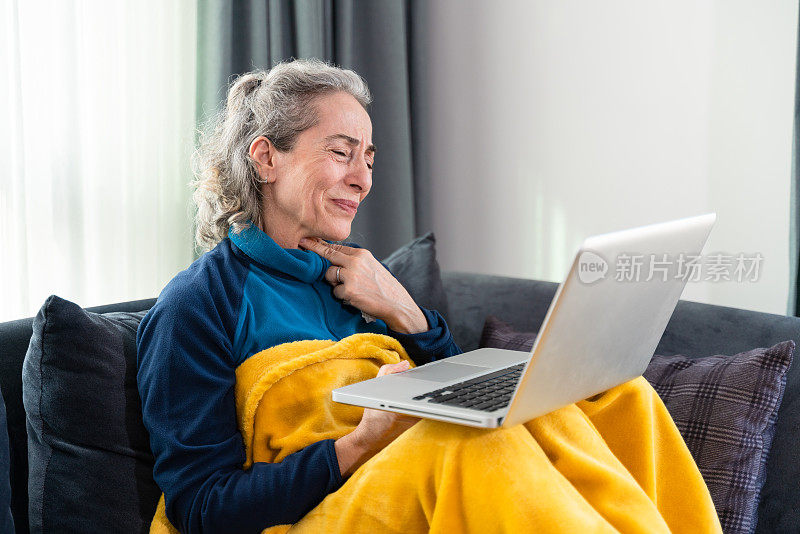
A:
1,0,197,321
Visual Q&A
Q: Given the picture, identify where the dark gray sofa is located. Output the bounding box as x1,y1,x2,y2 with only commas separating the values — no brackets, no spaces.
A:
0,271,798,532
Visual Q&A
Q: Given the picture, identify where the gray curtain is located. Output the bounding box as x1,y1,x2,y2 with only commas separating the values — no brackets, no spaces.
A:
196,0,431,259
789,6,800,315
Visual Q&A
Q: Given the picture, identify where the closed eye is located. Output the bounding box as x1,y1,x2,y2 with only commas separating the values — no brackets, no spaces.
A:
332,149,348,157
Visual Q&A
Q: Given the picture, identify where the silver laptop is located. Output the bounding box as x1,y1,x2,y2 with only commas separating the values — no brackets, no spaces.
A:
332,213,716,428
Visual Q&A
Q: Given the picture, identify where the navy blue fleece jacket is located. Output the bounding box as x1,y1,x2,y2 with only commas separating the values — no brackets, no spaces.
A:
136,224,462,533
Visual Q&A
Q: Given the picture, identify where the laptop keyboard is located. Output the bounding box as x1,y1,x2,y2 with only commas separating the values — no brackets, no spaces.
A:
411,363,525,412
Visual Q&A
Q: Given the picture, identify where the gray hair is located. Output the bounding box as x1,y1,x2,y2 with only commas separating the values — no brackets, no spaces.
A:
190,58,372,252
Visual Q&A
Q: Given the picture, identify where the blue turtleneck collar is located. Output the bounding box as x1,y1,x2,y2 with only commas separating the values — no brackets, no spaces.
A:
227,223,332,284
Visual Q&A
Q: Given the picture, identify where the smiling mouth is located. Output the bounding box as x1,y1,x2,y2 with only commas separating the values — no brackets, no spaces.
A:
332,199,358,215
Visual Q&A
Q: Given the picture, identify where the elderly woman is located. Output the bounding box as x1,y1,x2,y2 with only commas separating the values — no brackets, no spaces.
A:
138,59,721,534
137,59,460,533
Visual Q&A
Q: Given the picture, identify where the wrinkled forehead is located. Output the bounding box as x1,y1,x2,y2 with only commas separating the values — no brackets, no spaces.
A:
311,92,374,146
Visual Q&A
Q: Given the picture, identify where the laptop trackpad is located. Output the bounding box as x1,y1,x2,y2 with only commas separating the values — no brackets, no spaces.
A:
402,362,491,382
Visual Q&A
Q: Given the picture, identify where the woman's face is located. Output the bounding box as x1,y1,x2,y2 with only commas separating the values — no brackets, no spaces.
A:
255,91,374,249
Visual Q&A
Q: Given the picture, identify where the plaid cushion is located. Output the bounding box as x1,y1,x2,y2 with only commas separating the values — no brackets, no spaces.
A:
479,315,794,534
643,344,793,534
479,315,539,351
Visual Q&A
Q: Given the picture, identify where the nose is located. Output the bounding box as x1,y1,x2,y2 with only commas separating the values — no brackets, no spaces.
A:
348,160,372,196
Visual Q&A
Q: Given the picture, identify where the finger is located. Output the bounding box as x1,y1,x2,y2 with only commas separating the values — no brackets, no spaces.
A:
318,240,361,255
376,360,410,377
331,283,347,302
325,265,345,286
298,238,353,264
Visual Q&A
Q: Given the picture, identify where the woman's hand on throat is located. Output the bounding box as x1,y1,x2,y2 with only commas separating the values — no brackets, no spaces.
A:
298,237,428,334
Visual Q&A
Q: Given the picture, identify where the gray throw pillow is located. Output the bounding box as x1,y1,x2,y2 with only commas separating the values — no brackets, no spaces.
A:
381,232,451,323
22,296,161,533
479,315,794,534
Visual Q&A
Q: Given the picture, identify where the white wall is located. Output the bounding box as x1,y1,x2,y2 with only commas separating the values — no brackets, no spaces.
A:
422,0,798,314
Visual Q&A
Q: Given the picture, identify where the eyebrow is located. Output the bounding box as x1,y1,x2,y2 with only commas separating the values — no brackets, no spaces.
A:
325,134,376,154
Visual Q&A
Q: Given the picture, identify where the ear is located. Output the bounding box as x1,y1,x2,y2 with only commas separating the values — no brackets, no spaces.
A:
249,136,278,183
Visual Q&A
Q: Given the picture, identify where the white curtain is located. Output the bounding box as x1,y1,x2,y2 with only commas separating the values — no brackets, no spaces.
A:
0,0,197,321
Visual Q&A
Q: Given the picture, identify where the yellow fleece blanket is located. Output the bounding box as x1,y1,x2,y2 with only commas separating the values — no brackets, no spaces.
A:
151,333,722,534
